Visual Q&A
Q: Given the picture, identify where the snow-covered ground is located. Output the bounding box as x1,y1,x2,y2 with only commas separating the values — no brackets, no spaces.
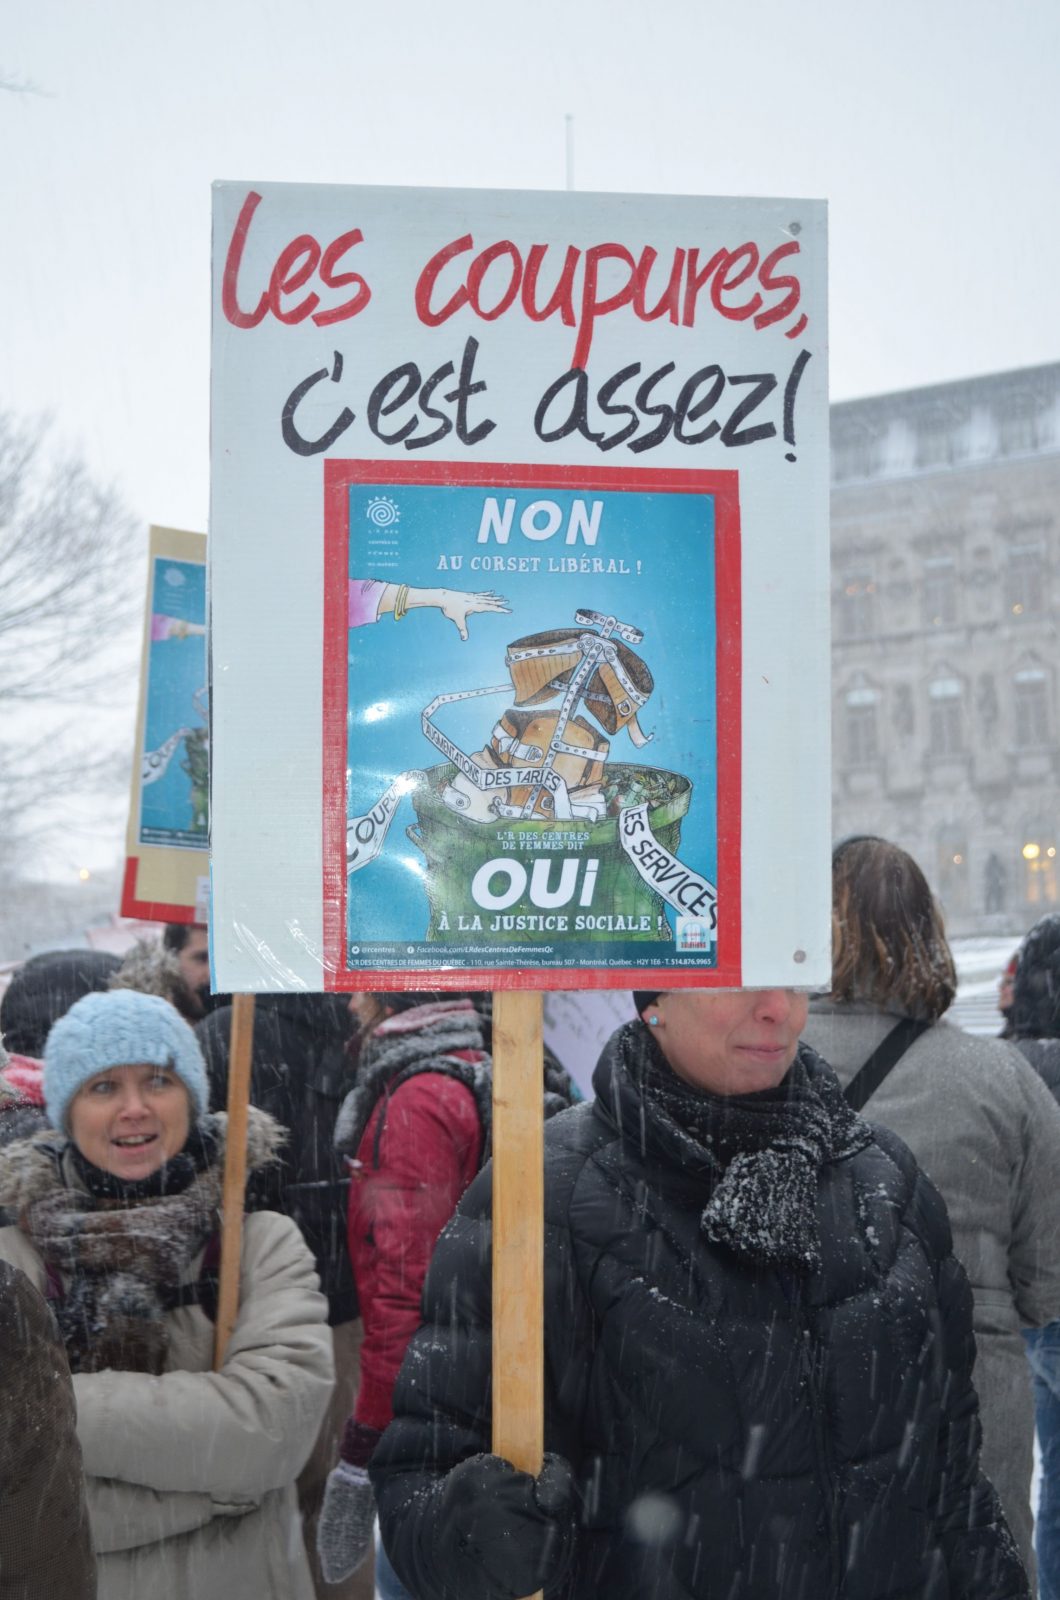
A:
948,935,1020,1037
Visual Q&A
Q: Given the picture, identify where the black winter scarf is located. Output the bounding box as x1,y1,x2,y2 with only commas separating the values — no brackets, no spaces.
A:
619,1022,872,1270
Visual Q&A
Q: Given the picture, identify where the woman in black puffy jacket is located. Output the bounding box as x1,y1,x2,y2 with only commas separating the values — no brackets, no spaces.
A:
370,987,1027,1600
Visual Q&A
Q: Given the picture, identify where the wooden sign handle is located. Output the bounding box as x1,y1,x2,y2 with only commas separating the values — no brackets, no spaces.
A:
213,992,255,1370
492,989,545,1600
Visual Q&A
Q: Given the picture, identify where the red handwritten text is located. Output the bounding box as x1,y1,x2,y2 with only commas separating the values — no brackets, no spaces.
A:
221,191,810,370
414,235,807,368
222,191,371,330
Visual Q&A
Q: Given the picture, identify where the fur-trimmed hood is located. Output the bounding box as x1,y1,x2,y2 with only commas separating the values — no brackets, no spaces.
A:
0,1105,283,1213
109,939,190,1013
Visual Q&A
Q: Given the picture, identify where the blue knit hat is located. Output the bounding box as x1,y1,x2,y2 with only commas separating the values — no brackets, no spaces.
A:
43,989,209,1133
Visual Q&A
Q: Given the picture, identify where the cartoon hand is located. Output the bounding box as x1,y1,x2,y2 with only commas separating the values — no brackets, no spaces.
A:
440,589,512,641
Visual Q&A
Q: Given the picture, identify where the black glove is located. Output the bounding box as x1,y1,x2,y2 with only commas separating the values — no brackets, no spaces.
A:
432,1451,576,1599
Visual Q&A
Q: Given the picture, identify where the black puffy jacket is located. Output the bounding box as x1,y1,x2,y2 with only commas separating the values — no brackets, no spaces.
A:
373,1031,1027,1600
197,993,358,1323
1014,1037,1060,1106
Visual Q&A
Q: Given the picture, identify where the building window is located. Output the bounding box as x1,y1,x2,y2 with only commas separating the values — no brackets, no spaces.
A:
833,432,878,482
922,556,958,627
844,683,879,766
1014,668,1051,747
996,405,1047,458
1005,541,1046,616
928,675,965,756
893,682,915,740
916,418,955,470
838,573,877,638
1020,836,1058,907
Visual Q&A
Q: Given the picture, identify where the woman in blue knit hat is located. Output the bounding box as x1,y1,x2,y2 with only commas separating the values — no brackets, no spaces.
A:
0,987,334,1600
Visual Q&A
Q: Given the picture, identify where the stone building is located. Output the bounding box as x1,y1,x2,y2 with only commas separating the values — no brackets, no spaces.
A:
829,361,1060,935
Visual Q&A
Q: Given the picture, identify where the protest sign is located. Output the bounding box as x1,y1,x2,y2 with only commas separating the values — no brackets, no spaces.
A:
122,526,210,923
210,183,830,992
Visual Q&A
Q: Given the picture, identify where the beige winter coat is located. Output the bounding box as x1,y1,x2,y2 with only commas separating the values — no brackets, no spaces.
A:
803,1000,1060,1573
0,1125,334,1600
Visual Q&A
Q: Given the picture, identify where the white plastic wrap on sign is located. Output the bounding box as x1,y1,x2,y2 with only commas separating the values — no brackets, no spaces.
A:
209,181,831,993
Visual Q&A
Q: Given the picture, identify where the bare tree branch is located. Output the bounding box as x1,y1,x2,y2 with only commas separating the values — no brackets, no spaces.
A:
0,412,141,701
0,410,141,880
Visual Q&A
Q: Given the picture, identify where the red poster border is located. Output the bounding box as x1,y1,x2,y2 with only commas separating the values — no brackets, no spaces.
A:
120,857,198,924
322,459,741,992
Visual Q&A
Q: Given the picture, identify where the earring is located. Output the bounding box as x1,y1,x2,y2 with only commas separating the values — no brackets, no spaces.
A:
649,1014,660,1026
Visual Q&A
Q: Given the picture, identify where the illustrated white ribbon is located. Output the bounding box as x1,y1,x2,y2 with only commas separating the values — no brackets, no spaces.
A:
346,762,569,872
142,728,194,786
424,684,600,821
618,803,717,926
347,773,425,872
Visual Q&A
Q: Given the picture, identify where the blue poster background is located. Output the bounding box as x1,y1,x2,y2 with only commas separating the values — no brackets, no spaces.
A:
138,557,208,848
345,481,717,971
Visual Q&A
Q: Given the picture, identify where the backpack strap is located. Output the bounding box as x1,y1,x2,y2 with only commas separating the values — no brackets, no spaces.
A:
843,1019,931,1111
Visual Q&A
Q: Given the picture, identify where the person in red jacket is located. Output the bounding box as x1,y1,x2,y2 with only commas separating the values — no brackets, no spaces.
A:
318,993,491,1597
317,992,572,1595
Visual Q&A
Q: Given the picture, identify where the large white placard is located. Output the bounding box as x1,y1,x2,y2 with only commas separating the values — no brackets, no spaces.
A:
210,182,830,993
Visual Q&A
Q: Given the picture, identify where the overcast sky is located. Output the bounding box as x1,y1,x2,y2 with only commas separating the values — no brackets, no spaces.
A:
4,0,1059,535
3,0,1058,893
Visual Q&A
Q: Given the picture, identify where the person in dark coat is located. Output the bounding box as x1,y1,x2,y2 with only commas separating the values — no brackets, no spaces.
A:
196,993,359,1322
1,949,122,1185
1010,912,1060,1600
0,1259,96,1599
1010,911,1060,1102
370,987,1028,1600
1,948,121,1056
195,991,370,1600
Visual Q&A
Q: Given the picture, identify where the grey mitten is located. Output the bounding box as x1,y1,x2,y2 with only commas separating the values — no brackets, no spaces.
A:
317,1461,376,1584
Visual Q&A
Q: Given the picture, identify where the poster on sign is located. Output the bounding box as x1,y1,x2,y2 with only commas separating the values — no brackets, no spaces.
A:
328,459,734,980
122,526,210,923
210,183,830,992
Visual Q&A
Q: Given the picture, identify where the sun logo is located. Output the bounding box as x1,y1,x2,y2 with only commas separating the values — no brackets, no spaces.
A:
366,495,400,528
